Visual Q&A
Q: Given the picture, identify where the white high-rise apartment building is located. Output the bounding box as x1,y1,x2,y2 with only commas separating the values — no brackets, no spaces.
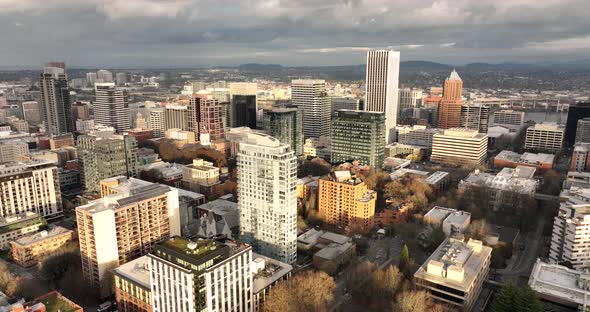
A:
149,237,253,312
96,69,113,83
0,160,62,219
238,132,298,264
148,109,165,138
549,187,590,270
365,50,400,143
291,80,330,139
94,83,131,132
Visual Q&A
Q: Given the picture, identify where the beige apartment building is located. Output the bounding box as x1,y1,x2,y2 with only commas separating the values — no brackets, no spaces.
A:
76,177,180,296
11,226,74,267
318,171,376,234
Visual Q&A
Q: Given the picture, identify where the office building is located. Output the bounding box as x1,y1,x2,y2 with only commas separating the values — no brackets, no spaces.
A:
72,101,90,121
424,207,471,236
460,104,490,133
396,125,443,150
229,82,257,129
94,83,131,132
0,160,62,219
238,132,297,264
148,109,165,138
11,226,74,267
77,130,139,193
261,107,304,157
318,171,376,234
114,256,152,312
115,72,127,86
414,238,491,311
97,69,113,83
330,110,385,167
571,143,590,172
149,237,253,312
291,79,331,139
548,187,590,270
431,128,488,165
0,140,29,163
493,110,524,130
576,118,590,144
331,97,359,112
566,102,590,146
39,62,72,136
494,150,555,172
164,104,188,131
365,50,400,143
86,72,97,86
438,70,463,129
529,259,590,311
21,101,40,124
398,88,423,117
525,122,565,153
189,92,226,141
77,177,181,296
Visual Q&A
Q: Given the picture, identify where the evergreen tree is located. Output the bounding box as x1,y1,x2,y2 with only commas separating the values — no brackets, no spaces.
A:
516,286,544,312
490,282,543,312
399,244,410,272
490,281,517,312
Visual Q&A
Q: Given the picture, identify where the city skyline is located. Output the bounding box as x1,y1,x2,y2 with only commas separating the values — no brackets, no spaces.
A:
0,0,589,68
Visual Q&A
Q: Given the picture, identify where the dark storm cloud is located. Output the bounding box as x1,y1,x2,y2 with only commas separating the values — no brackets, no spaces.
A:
0,0,589,67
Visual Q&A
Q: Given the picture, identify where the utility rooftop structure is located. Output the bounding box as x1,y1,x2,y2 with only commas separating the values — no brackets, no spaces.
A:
414,237,492,311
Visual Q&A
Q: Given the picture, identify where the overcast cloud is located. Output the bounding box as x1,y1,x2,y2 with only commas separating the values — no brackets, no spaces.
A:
1,0,589,68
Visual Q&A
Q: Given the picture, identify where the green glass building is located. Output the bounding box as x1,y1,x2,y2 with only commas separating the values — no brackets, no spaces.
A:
261,107,303,157
331,109,385,167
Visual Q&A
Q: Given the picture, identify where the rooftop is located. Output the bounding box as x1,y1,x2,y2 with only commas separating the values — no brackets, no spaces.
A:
12,226,72,247
0,213,45,235
447,69,462,81
495,150,555,165
31,291,82,312
529,122,565,131
529,259,590,307
425,171,450,184
252,253,293,294
414,238,492,291
314,242,354,260
461,166,538,194
440,128,487,139
160,237,228,261
114,255,151,288
198,199,238,216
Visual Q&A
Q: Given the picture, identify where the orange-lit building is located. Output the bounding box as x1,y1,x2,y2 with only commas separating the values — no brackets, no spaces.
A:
437,70,463,129
318,171,376,234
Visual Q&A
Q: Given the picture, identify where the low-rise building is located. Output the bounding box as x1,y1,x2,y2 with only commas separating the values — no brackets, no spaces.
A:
0,213,46,250
195,199,240,239
424,207,471,236
182,158,221,197
494,150,555,172
11,291,83,312
303,137,331,160
252,253,293,312
414,238,492,311
297,229,356,275
564,171,590,189
460,166,538,211
11,226,74,267
529,259,590,311
113,256,152,312
164,128,196,144
571,143,590,172
425,171,451,193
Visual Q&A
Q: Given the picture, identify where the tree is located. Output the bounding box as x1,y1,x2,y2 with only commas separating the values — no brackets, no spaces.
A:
263,271,336,312
393,290,444,312
399,244,410,273
297,160,331,178
490,282,543,312
363,169,391,191
468,219,492,241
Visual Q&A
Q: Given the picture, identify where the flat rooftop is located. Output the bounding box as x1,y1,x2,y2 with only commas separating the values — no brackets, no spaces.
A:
529,260,590,307
414,238,492,291
252,253,293,294
160,237,226,261
198,199,238,216
12,226,72,247
114,255,151,288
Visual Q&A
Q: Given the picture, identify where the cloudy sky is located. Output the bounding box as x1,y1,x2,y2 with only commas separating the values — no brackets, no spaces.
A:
1,0,589,68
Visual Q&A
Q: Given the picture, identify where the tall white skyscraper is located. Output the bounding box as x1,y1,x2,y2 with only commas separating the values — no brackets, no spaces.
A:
238,132,297,264
291,79,330,139
365,50,400,143
94,82,131,132
97,69,113,83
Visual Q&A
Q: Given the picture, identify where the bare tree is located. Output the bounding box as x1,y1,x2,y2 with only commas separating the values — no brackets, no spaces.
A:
263,271,336,312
